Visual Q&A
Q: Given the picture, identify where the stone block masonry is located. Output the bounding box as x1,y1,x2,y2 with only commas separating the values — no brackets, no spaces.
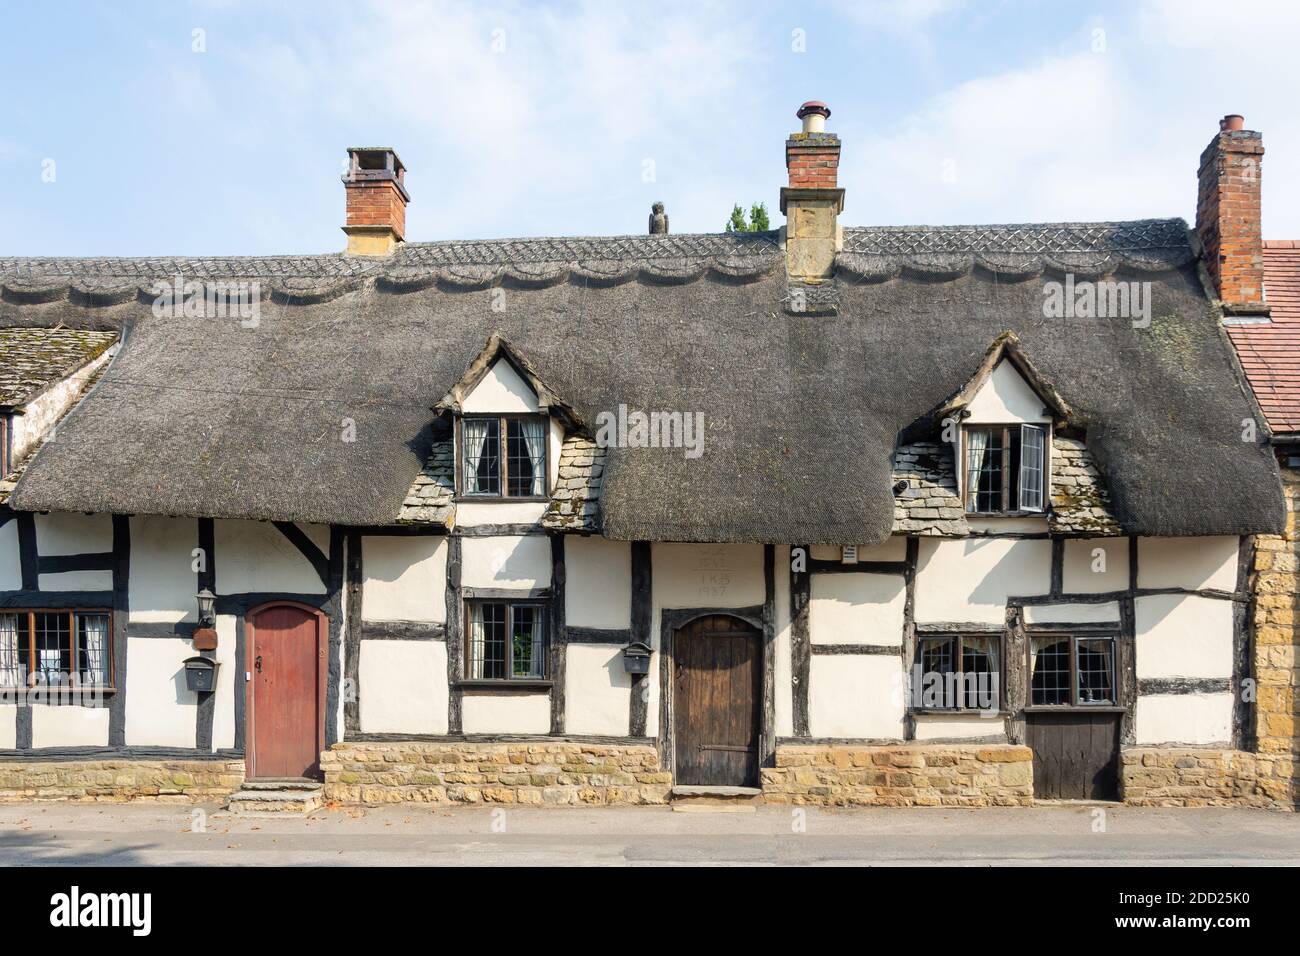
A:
322,741,671,805
1121,749,1293,810
0,759,245,803
1252,466,1299,788
760,744,1034,807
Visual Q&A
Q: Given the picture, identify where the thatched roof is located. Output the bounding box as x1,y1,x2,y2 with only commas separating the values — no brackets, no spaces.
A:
0,219,1284,541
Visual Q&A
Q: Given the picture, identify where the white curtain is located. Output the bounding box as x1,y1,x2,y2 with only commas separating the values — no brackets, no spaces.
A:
965,429,988,511
518,418,546,496
0,614,19,688
468,604,485,678
81,614,108,685
462,420,492,494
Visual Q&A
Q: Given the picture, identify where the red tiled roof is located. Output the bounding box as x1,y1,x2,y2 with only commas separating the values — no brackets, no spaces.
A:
1228,241,1300,434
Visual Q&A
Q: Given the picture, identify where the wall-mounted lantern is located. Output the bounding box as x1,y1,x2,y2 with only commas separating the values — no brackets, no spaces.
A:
622,641,652,675
193,588,218,651
182,657,219,693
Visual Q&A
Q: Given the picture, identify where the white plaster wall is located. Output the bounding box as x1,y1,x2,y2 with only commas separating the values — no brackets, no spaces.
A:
30,703,110,747
810,537,907,563
1138,537,1239,591
461,693,550,734
361,536,446,623
462,360,540,413
461,535,551,589
809,573,905,646
1136,693,1233,745
565,537,631,629
1062,537,1129,593
965,516,1050,535
38,569,113,591
964,360,1051,424
11,346,116,463
359,640,447,734
129,516,198,625
564,644,630,736
809,655,904,738
653,543,764,609
915,538,1051,625
0,521,19,591
215,520,327,595
456,502,548,526
775,545,793,738
210,614,238,750
0,706,14,748
913,713,1006,741
124,638,197,747
1135,594,1233,679
35,512,113,555
1023,602,1121,625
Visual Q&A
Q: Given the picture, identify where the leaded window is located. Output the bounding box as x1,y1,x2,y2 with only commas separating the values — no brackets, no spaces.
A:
964,424,1047,514
0,610,113,688
466,601,546,680
1029,634,1116,707
914,634,1002,710
460,416,547,498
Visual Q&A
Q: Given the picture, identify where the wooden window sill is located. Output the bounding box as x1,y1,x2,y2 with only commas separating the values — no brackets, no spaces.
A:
456,679,553,693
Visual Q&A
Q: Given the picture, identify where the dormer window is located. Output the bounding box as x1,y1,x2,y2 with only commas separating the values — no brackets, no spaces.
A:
460,415,547,498
963,424,1046,514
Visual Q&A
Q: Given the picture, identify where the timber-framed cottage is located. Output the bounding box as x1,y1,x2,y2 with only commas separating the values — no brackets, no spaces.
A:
0,104,1292,810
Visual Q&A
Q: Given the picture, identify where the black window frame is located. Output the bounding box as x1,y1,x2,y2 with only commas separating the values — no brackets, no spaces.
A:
1026,630,1118,708
462,599,549,683
912,632,1004,712
456,413,549,501
962,423,1048,515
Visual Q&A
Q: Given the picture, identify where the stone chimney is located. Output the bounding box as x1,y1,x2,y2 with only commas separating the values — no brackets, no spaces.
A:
342,147,409,256
781,101,843,281
1196,115,1264,305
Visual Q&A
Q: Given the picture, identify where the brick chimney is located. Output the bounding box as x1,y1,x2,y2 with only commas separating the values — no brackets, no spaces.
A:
781,101,844,281
1196,115,1264,305
342,147,409,256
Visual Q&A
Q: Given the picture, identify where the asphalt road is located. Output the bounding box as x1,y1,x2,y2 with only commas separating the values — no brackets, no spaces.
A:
1,802,1298,866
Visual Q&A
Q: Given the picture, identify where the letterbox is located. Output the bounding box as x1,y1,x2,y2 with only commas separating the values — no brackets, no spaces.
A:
183,657,219,693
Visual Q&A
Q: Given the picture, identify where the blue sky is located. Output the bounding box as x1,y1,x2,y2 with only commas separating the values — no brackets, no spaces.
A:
2,0,1298,256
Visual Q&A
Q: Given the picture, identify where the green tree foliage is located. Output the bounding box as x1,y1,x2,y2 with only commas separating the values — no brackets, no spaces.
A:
724,202,770,232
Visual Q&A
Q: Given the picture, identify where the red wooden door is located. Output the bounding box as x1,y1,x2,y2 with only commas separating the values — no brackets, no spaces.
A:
673,615,761,787
248,603,324,780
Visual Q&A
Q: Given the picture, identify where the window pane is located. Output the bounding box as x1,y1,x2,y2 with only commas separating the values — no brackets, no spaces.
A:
1077,638,1115,704
918,637,956,708
462,419,500,495
1019,425,1045,511
468,603,507,679
506,419,546,497
965,428,1004,513
0,613,26,688
1030,637,1071,705
77,614,111,685
510,605,545,678
33,613,71,686
961,635,1000,709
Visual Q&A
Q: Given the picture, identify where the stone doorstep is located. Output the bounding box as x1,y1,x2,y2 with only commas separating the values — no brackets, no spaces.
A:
670,785,764,813
226,781,323,816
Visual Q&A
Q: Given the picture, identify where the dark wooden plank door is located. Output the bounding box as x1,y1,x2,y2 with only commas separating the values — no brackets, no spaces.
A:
1025,711,1120,800
673,615,761,787
249,604,323,779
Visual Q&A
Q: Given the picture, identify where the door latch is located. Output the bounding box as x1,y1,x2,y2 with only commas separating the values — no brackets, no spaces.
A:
255,655,263,673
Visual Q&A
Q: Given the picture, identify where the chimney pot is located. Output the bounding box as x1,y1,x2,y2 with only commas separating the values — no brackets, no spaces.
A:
342,147,409,256
1223,114,1245,131
797,100,830,134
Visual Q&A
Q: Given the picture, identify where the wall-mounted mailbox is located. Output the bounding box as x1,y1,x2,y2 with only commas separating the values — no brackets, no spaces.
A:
622,641,652,675
183,657,219,693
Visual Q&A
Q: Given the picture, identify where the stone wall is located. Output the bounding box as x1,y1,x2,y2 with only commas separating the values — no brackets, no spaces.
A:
0,758,244,803
1121,748,1292,810
760,744,1033,807
322,741,670,805
1252,465,1298,809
